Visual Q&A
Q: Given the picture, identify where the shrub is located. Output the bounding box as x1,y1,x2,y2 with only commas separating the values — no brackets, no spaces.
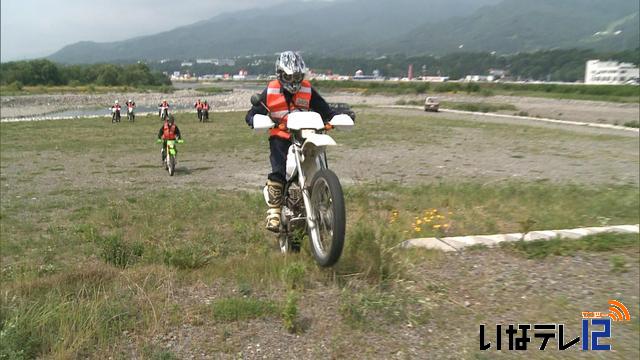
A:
98,234,143,269
281,262,306,290
282,291,299,333
211,298,278,322
163,245,210,269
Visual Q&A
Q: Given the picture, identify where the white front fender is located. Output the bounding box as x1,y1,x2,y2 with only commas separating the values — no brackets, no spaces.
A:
302,133,336,149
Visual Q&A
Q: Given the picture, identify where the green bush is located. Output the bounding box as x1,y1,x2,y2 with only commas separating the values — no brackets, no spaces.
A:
163,245,210,269
282,291,299,333
211,298,278,322
281,262,306,290
98,234,143,269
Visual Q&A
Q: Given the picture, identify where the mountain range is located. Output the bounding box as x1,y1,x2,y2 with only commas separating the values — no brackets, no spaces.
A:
48,0,639,64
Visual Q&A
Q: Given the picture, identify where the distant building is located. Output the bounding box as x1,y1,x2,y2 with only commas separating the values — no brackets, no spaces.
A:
422,76,449,82
489,69,506,79
585,60,639,85
196,59,215,64
465,75,495,82
181,62,193,67
213,59,236,66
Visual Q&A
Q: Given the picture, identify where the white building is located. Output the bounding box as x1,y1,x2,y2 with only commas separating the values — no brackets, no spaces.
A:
465,75,495,82
585,60,639,85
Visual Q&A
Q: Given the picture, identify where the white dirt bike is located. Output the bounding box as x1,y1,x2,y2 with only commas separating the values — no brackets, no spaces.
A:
251,95,354,267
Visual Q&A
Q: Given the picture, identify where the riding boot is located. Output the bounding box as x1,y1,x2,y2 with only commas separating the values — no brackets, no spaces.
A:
264,180,283,232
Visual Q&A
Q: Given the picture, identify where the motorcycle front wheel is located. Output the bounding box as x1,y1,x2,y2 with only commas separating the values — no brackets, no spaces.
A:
308,169,345,267
168,155,176,176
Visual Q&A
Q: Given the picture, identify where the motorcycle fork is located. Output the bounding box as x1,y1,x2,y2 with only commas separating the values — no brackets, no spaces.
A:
293,147,315,229
294,145,328,233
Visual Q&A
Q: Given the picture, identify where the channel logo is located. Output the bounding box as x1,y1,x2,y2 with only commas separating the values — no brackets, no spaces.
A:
607,300,631,322
582,299,631,322
480,300,631,351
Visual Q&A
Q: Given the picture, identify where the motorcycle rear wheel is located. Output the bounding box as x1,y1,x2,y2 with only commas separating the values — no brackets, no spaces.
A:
308,169,345,267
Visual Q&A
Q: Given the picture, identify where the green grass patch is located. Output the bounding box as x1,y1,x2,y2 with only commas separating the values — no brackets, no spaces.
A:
623,120,640,128
210,297,278,322
163,245,212,269
339,287,427,329
98,234,144,269
1,107,638,357
500,232,639,259
195,86,232,95
440,101,517,113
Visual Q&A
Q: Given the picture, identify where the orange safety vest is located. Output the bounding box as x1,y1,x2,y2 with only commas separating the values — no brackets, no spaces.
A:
266,79,312,139
162,123,177,140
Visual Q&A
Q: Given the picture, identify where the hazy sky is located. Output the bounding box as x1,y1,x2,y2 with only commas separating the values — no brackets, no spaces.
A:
1,0,305,61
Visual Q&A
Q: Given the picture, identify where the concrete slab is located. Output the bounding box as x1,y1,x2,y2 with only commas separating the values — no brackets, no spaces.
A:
523,230,558,241
402,238,457,252
402,224,639,251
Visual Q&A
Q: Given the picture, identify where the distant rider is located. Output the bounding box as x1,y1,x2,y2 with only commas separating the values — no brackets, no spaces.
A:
201,100,210,121
158,99,170,119
111,100,121,121
157,114,182,163
245,51,335,232
194,99,203,121
125,99,136,110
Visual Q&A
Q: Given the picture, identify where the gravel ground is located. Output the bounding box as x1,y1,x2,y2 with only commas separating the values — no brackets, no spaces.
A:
381,93,640,126
139,249,639,359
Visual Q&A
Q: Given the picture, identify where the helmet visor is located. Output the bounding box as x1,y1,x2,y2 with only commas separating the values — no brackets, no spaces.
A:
281,72,304,83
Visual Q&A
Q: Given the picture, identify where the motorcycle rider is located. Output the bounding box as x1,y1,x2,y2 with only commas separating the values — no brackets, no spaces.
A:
111,100,121,121
201,100,210,121
245,51,335,232
158,99,170,119
125,99,136,110
125,99,136,117
157,114,182,163
194,99,203,121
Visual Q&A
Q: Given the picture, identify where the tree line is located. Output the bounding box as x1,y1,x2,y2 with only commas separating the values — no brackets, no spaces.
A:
150,48,639,83
0,60,170,88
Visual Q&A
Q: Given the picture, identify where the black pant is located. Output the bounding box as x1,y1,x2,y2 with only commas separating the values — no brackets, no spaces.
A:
269,136,291,184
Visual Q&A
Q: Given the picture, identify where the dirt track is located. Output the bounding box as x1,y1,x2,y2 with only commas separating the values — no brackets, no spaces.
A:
2,87,638,127
1,90,638,359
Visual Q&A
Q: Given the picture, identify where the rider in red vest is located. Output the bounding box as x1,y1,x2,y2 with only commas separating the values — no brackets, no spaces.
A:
245,51,335,232
194,99,203,120
157,114,182,162
201,100,210,121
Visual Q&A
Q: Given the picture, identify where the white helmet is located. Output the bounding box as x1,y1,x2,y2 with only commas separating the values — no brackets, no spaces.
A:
128,99,132,103
115,100,119,104
276,51,306,93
